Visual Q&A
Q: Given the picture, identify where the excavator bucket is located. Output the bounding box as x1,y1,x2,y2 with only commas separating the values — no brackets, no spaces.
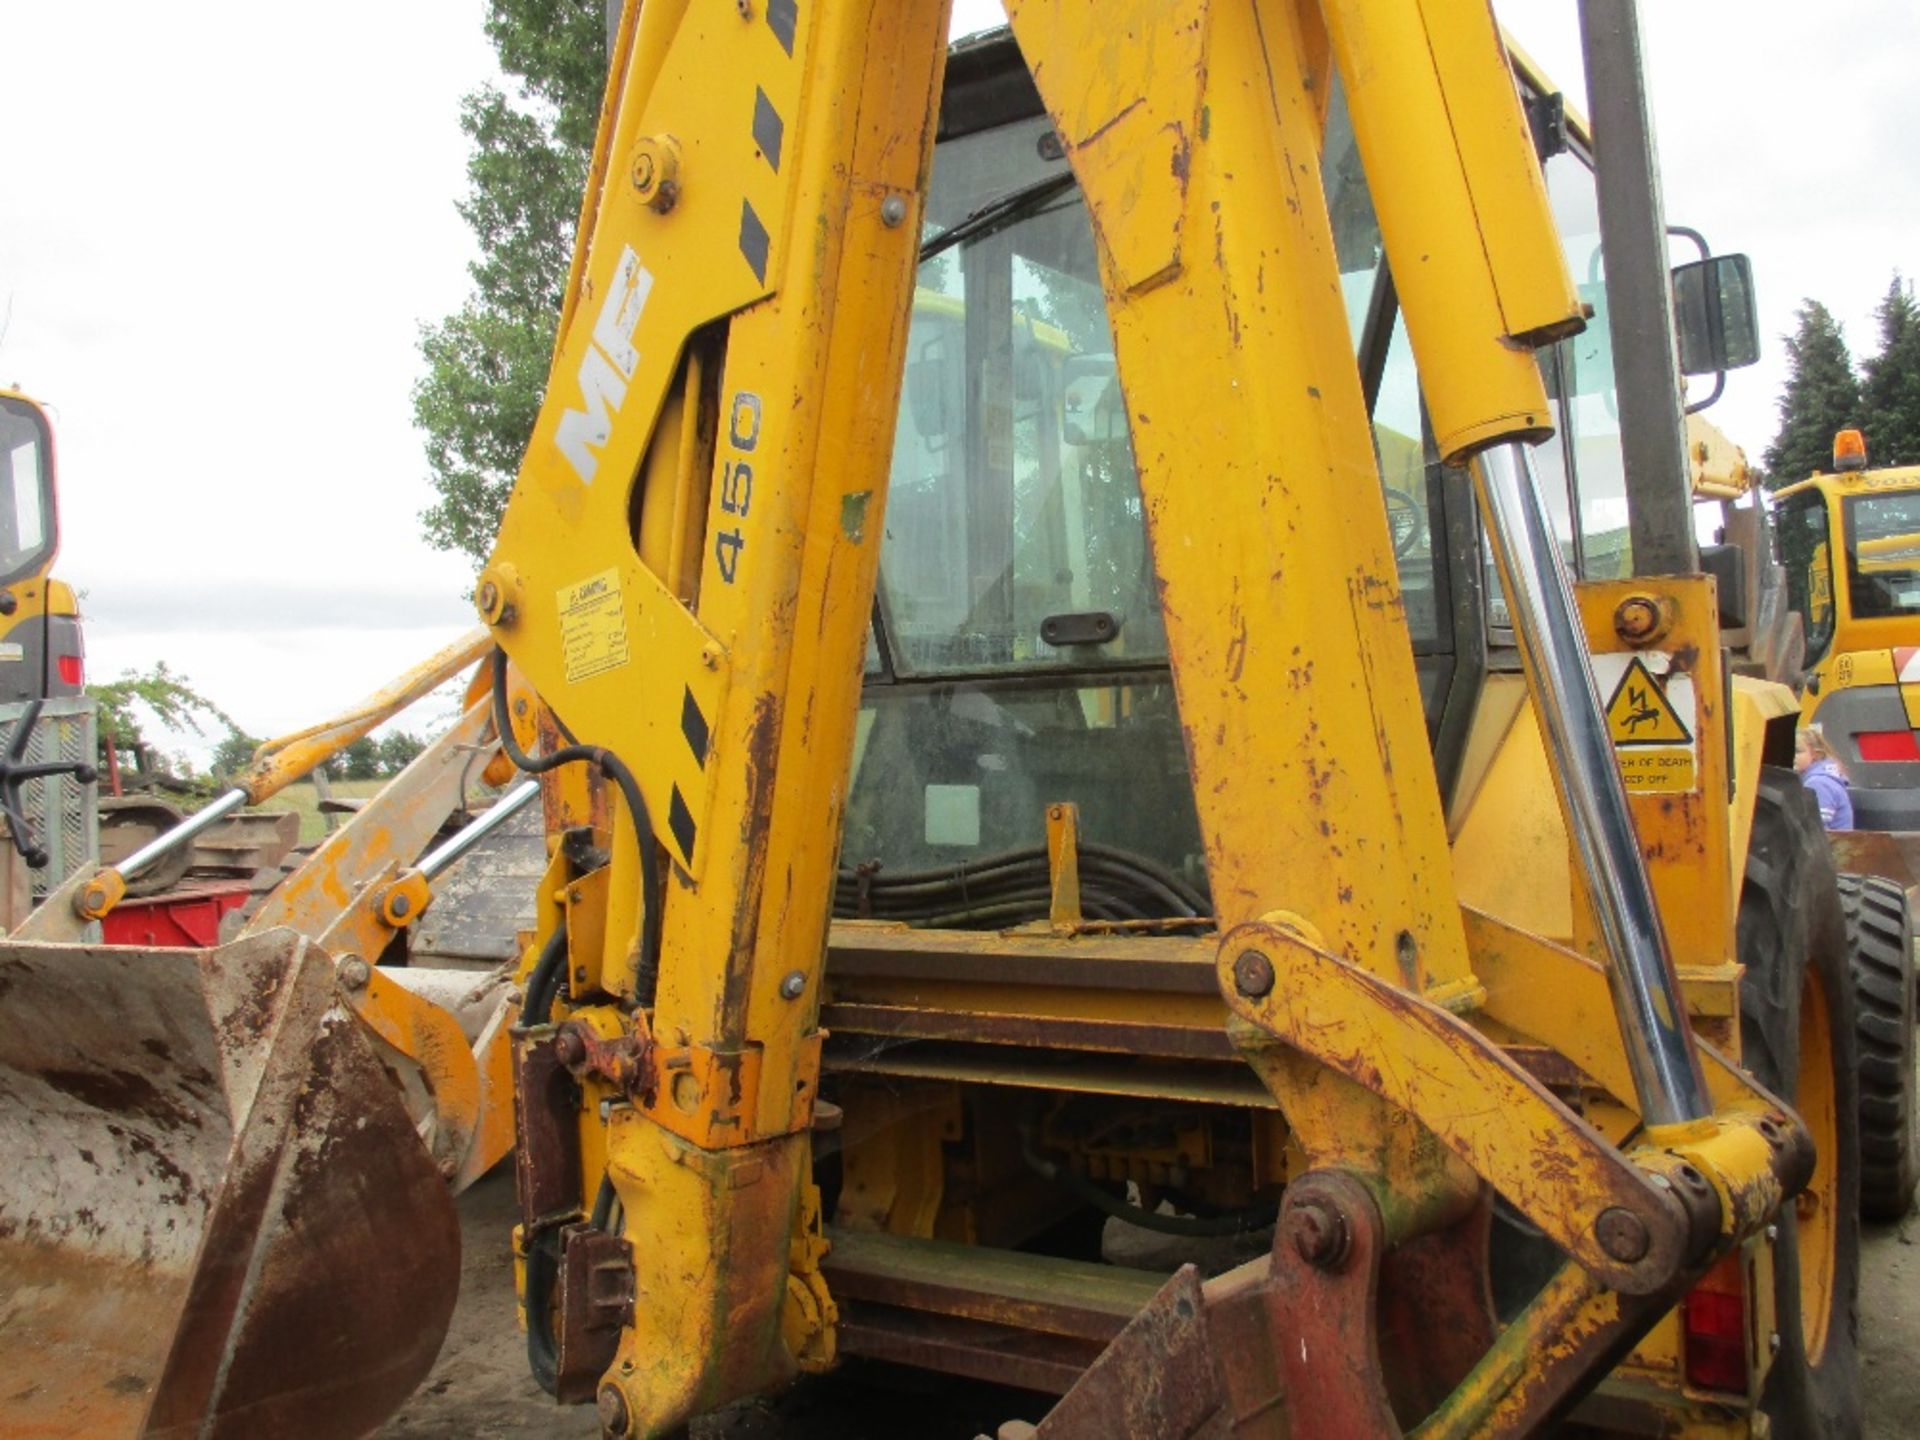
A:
0,929,459,1437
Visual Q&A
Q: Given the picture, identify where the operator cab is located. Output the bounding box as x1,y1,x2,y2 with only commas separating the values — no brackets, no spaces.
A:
0,391,78,705
844,30,1660,919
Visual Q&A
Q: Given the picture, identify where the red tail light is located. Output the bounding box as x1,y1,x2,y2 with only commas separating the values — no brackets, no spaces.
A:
1857,728,1920,762
56,654,82,687
1682,1254,1749,1394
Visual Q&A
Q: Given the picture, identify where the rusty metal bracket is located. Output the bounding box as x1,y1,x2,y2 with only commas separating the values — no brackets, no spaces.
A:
513,1029,584,1234
1263,1171,1404,1435
555,1223,637,1404
1218,918,1696,1292
636,1031,822,1148
555,1016,657,1106
1028,1168,1704,1440
1030,1264,1248,1439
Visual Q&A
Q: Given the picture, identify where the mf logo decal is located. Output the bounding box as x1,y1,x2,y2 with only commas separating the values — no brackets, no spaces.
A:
556,245,654,485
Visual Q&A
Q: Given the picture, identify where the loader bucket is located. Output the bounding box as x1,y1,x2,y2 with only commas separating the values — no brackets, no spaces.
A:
0,930,459,1438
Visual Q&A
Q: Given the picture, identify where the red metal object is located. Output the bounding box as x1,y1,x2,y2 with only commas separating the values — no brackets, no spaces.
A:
100,882,250,947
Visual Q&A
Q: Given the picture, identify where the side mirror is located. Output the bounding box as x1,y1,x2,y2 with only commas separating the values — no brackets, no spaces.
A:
1671,254,1759,376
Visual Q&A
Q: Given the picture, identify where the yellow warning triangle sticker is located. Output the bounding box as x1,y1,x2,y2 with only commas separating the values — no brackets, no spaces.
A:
1604,656,1692,746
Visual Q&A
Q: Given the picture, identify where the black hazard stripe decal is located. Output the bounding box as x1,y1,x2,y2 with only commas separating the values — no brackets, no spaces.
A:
668,783,698,862
752,86,783,174
680,685,710,767
765,0,797,56
739,200,770,284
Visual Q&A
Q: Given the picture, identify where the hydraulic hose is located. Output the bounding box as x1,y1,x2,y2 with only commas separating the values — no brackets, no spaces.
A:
521,921,571,1028
1017,1121,1278,1238
490,650,663,1002
834,841,1212,929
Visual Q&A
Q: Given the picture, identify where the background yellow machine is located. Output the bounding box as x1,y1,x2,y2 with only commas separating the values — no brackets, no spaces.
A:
1775,430,1920,828
0,390,82,712
0,4,1868,1439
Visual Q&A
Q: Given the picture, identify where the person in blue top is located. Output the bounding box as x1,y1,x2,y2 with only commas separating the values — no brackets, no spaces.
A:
1795,724,1854,832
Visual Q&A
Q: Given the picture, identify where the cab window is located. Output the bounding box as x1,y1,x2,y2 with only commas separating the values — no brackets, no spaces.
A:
1542,150,1630,579
880,119,1163,677
0,397,55,587
1843,491,1920,620
1778,491,1835,663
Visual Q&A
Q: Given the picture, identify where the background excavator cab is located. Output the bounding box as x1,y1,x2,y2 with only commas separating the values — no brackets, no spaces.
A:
0,389,82,705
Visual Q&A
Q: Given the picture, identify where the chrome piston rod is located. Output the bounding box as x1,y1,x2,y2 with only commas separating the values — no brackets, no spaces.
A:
114,787,248,882
1470,441,1711,1127
416,779,539,881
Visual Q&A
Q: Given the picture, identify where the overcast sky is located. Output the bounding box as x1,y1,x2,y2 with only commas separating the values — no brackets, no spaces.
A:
0,2,1912,762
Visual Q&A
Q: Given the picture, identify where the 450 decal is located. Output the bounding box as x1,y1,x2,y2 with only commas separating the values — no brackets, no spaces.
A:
714,391,760,584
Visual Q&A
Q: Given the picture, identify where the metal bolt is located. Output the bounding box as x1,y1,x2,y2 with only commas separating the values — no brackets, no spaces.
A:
779,970,807,1000
1766,1224,1779,1243
438,1156,458,1180
1394,929,1419,986
1595,1206,1650,1263
1233,949,1275,999
1287,1198,1350,1270
880,195,908,228
338,956,371,990
477,579,499,616
389,893,411,919
1612,594,1664,645
597,1383,632,1437
553,1028,587,1068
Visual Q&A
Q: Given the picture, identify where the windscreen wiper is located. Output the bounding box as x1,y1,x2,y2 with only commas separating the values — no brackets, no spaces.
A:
918,170,1078,262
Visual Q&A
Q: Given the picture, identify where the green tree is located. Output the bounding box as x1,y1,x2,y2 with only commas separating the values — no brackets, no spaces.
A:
88,663,236,756
1861,274,1920,468
210,728,263,781
330,736,382,783
377,730,427,776
1763,301,1861,489
414,0,607,564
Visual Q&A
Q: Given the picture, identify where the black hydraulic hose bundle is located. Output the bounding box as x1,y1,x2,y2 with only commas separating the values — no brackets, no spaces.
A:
490,649,663,1003
834,840,1210,929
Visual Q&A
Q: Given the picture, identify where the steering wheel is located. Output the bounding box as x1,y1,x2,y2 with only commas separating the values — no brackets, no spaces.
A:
1383,487,1425,560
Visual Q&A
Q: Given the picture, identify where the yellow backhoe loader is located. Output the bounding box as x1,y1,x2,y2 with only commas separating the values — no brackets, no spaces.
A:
0,3,1865,1438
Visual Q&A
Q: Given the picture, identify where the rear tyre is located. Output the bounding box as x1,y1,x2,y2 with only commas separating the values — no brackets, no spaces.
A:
1740,769,1861,1437
1838,872,1919,1221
